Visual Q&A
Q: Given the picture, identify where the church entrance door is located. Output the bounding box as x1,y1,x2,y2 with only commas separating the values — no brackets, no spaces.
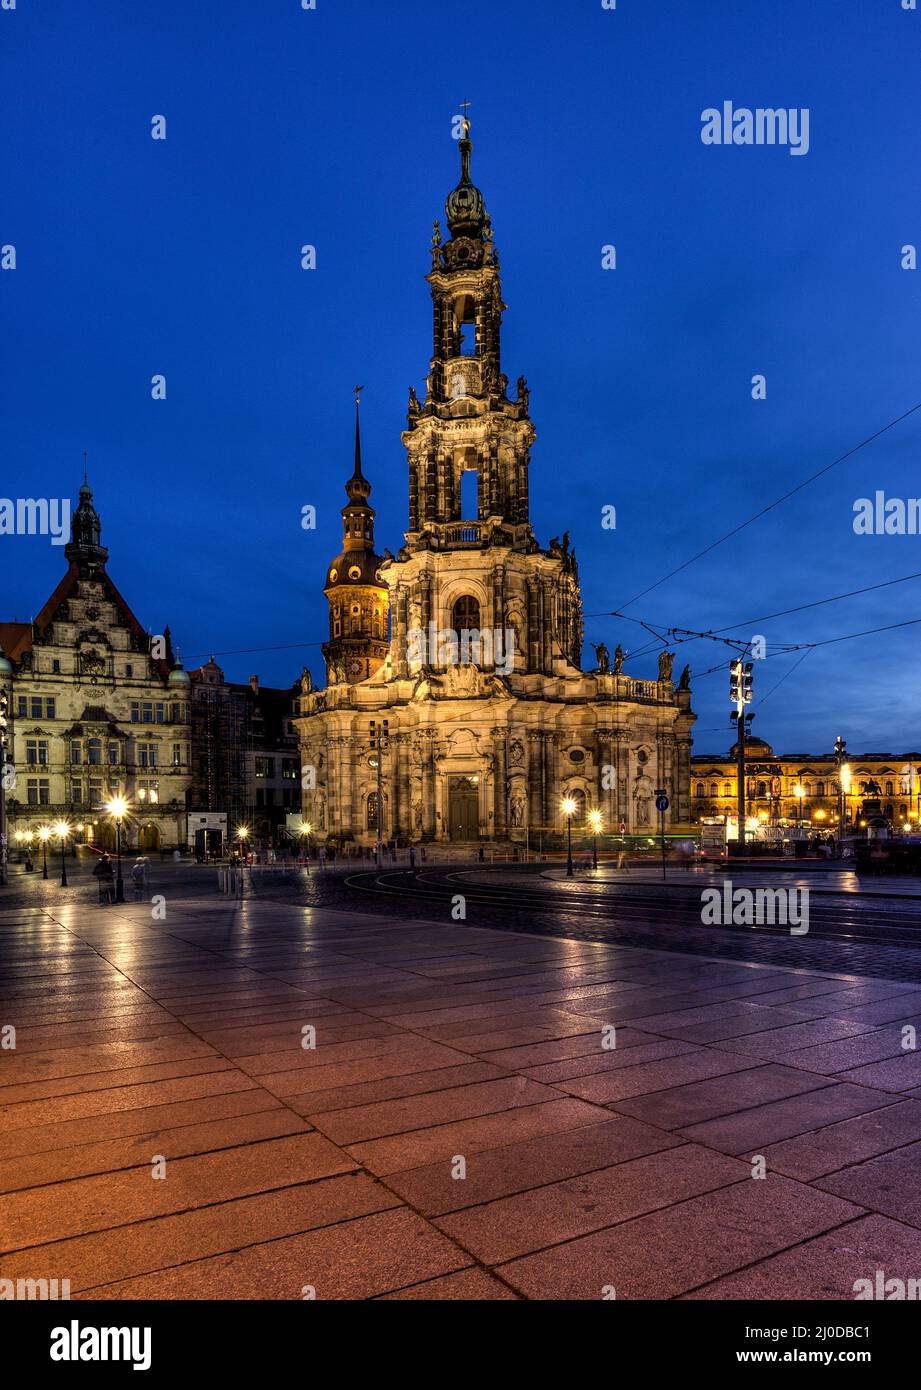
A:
139,823,161,852
448,776,479,841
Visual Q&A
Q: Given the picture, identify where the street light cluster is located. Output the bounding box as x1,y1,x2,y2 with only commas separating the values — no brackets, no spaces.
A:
560,798,604,876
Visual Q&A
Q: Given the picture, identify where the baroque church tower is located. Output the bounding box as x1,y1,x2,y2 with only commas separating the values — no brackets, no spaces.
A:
321,395,389,686
388,116,583,682
296,122,694,848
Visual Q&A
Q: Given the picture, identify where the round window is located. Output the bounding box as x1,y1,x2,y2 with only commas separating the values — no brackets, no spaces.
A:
569,748,585,764
329,568,338,582
348,565,362,580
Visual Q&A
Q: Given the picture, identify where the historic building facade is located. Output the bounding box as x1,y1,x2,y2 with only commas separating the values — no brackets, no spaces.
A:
691,735,921,832
0,476,193,851
296,123,696,848
188,659,302,849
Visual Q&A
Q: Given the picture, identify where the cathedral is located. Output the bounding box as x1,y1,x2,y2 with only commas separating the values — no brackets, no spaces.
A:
295,122,695,848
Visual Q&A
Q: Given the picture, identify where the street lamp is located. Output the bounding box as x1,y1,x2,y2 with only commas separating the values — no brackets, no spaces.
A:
793,784,805,828
298,820,312,864
561,796,576,877
38,824,51,880
105,796,129,903
53,820,70,887
588,809,603,870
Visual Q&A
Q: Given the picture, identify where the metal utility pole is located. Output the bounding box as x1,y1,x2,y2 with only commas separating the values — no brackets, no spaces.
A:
834,735,848,855
730,659,753,854
655,788,669,881
370,718,389,868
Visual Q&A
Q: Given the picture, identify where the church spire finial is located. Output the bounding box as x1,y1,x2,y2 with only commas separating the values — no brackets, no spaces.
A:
446,105,486,239
65,462,108,569
352,386,365,482
345,390,371,505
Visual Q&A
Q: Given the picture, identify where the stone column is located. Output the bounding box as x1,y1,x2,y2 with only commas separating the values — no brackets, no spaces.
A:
517,451,529,525
492,727,508,838
614,730,628,831
527,729,542,838
408,461,419,532
543,732,559,830
675,737,692,824
394,733,411,842
488,441,500,516
420,576,432,634
346,732,358,842
420,730,436,841
393,586,408,679
424,448,438,525
527,581,540,673
596,727,614,825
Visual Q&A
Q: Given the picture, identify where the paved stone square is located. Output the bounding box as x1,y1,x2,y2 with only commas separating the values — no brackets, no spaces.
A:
3,894,921,1300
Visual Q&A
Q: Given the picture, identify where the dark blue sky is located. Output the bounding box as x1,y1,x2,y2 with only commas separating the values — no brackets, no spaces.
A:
3,0,920,753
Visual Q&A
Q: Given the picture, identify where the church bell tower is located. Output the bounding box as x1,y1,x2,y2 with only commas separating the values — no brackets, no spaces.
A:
321,394,389,685
384,117,584,680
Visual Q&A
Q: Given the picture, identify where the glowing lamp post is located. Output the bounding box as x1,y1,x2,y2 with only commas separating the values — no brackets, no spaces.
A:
38,824,51,880
561,797,576,877
793,784,805,828
588,809,603,870
53,820,70,888
235,825,250,864
298,820,312,864
105,796,129,903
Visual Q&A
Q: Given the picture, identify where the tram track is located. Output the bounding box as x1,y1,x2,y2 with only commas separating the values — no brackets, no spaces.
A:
334,864,921,980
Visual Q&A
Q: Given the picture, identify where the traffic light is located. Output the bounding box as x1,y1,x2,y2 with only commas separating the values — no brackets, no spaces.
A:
369,718,389,750
729,659,741,703
743,662,753,702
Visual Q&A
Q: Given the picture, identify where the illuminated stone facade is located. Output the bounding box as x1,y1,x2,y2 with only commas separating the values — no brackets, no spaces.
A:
0,478,192,851
691,736,921,832
296,125,695,848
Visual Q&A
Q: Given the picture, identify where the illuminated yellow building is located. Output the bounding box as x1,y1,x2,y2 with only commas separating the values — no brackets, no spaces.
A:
691,736,921,832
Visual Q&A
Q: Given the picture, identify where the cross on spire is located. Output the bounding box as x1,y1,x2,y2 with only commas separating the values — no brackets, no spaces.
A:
83,450,88,486
459,98,471,135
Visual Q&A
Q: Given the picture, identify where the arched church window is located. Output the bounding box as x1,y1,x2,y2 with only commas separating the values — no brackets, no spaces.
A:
452,595,480,637
454,294,477,356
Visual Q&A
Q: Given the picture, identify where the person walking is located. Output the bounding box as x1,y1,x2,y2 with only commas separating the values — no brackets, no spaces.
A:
131,856,149,900
93,853,115,905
